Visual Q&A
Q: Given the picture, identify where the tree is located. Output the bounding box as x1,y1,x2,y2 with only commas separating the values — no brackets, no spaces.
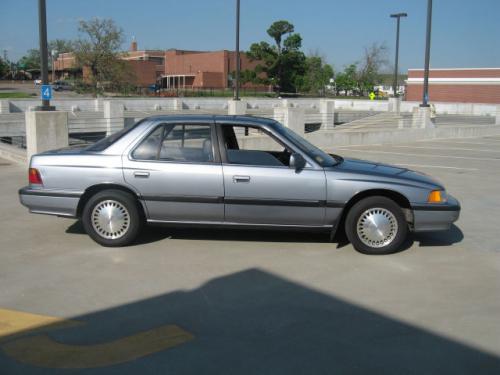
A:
0,57,9,78
16,39,74,76
48,39,75,55
296,53,334,95
335,64,357,96
73,18,133,96
247,20,306,94
18,49,41,71
356,42,388,96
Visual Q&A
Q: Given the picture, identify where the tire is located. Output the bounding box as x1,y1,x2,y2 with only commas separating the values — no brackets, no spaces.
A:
82,189,143,247
345,196,408,255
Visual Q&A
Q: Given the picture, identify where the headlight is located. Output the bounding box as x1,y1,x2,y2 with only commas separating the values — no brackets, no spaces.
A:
427,190,447,203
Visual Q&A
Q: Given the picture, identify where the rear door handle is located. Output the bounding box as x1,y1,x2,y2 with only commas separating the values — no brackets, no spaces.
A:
133,171,150,178
233,175,251,183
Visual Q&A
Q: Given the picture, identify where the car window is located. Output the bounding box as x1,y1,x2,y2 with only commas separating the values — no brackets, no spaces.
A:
85,119,145,152
221,125,291,167
132,124,214,163
131,125,163,160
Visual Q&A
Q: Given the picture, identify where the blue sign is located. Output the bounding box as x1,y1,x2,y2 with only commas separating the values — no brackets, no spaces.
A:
41,85,52,100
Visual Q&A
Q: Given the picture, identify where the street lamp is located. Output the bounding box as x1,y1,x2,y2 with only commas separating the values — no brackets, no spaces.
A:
233,0,240,101
51,49,58,83
37,0,54,110
390,12,407,97
421,0,433,107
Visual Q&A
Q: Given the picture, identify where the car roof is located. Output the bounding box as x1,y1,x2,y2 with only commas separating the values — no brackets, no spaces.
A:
144,114,280,129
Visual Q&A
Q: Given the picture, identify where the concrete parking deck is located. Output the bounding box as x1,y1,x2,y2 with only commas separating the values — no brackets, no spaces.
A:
0,136,499,373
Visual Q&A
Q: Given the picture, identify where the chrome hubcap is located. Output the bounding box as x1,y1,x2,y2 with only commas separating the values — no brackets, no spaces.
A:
91,200,130,240
357,208,398,248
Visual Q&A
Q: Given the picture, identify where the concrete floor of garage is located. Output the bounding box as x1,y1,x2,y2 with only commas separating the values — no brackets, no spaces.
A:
0,135,499,374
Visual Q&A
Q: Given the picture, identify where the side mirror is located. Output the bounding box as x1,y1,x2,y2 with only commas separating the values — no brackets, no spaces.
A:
290,153,306,171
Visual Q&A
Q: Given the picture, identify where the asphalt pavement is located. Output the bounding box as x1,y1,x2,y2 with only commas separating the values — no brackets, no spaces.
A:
0,135,499,374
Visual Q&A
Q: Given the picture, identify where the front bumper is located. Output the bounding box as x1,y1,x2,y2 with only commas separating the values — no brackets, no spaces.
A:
19,186,81,218
411,194,461,232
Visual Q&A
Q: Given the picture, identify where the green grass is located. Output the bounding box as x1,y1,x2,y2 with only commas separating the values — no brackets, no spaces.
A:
0,92,35,99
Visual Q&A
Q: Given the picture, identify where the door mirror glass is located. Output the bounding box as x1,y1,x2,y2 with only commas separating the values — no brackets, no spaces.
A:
290,153,306,171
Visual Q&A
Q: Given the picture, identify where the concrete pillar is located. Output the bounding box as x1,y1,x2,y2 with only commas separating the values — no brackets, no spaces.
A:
25,111,69,160
0,100,10,114
94,98,102,112
274,105,306,135
319,99,335,129
228,100,247,115
103,101,124,136
496,105,500,125
411,106,435,129
388,97,401,114
173,98,185,110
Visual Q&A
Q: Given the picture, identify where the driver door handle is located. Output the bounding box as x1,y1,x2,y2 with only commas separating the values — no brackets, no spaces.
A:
133,171,150,178
233,175,251,183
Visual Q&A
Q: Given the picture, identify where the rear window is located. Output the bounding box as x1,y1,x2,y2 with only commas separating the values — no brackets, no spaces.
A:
85,120,144,152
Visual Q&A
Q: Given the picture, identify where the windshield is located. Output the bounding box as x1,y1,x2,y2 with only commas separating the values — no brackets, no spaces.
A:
275,124,338,167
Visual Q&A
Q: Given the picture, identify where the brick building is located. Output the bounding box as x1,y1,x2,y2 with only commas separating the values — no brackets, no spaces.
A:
52,52,79,79
161,49,266,90
406,68,500,104
53,41,165,87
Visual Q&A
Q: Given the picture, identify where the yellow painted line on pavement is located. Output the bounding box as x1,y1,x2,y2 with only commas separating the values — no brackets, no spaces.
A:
0,308,82,341
2,324,194,369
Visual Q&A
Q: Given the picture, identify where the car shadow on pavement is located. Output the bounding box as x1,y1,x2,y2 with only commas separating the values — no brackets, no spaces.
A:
0,268,498,374
66,220,331,245
413,224,464,247
66,220,464,251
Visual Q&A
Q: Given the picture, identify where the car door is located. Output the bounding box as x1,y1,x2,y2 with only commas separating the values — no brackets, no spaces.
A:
123,121,224,223
217,123,327,226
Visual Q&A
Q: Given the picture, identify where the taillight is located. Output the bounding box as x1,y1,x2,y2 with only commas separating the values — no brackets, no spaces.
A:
28,168,43,185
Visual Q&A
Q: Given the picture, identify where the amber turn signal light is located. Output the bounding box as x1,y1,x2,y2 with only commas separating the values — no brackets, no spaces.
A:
427,190,446,203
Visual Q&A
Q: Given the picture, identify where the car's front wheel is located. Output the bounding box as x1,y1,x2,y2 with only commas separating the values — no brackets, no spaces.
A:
345,196,408,255
82,190,142,247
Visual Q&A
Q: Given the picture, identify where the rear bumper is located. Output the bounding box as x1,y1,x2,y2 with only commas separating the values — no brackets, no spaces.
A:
411,195,461,232
19,186,81,218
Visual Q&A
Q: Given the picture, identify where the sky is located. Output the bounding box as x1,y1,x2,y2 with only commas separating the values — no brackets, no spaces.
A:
1,0,499,73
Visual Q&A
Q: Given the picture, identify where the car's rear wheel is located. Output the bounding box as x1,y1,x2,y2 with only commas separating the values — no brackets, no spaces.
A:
82,190,142,247
345,196,408,255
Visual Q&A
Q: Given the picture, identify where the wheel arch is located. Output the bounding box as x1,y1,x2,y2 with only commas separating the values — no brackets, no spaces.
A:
76,183,146,219
335,188,412,237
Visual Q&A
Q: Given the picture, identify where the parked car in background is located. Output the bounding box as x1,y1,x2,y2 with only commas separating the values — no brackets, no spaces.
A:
34,79,42,86
53,80,73,91
19,115,460,254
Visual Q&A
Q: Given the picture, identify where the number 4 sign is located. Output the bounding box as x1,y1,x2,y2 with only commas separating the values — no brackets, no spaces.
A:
41,85,52,100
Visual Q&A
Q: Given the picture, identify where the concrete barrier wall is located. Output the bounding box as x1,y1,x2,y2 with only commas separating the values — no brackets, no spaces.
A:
334,99,389,112
2,97,498,116
237,124,500,151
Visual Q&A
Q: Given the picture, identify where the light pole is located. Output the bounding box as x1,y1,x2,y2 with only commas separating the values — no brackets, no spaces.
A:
233,0,240,100
390,12,407,97
421,0,433,107
51,49,57,83
37,0,53,110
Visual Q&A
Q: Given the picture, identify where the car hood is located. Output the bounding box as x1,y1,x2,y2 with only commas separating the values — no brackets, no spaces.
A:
327,157,444,190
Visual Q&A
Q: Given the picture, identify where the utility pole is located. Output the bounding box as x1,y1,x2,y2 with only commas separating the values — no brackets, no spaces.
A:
233,0,240,100
390,13,407,97
37,0,54,110
421,0,433,107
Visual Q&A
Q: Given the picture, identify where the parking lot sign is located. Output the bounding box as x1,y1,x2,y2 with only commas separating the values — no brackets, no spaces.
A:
41,85,52,100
